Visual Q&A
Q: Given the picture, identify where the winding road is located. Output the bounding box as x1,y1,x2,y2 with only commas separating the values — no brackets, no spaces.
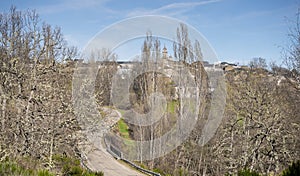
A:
82,107,145,176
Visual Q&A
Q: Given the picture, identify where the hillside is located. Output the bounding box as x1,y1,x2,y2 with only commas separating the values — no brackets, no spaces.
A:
0,6,299,176
1,56,299,175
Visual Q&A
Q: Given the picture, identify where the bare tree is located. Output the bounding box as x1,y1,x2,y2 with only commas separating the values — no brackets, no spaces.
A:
249,57,267,69
0,6,78,168
173,23,193,63
211,70,299,175
94,48,118,106
285,8,300,84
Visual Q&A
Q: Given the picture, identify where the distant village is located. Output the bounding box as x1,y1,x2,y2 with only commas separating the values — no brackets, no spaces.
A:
71,46,251,72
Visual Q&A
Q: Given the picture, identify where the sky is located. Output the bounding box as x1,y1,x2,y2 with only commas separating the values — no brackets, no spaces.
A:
0,0,299,65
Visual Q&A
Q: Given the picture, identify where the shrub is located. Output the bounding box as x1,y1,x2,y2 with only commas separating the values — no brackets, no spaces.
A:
237,169,260,176
0,157,103,176
0,161,53,176
38,170,54,176
282,160,300,176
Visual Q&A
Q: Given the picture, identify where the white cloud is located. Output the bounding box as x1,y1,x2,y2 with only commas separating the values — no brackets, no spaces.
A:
36,0,110,14
126,0,222,17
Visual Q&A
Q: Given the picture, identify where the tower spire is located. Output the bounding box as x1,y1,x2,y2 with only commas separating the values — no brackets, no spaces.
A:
162,44,168,58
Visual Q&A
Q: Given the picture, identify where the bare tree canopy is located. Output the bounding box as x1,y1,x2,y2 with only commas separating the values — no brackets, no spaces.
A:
285,8,300,83
249,57,267,69
173,23,203,63
0,6,79,171
0,6,77,65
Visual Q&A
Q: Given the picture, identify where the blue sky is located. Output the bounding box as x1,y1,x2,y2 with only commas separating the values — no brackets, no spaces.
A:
0,0,299,65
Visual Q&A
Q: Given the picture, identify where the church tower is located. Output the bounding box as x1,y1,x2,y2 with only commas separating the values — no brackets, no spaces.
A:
162,45,168,59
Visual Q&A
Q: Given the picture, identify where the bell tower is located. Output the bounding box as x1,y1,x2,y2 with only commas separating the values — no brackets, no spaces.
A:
162,45,168,59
